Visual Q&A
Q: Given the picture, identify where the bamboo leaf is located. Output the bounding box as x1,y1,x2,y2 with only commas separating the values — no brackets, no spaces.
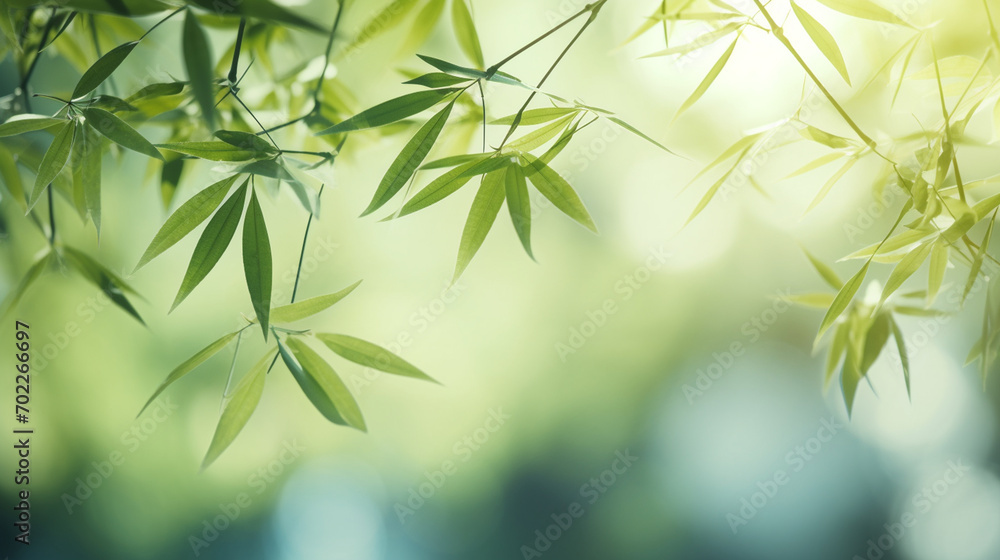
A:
451,0,484,68
201,347,277,469
860,311,891,374
183,10,216,130
83,108,163,160
398,0,447,56
0,114,64,137
157,141,267,161
135,175,241,271
825,321,850,389
404,72,470,88
817,261,870,343
73,123,102,235
417,54,524,87
963,214,995,304
270,280,363,324
841,343,863,415
318,89,459,136
62,246,144,324
642,22,743,58
889,316,911,398
502,114,575,153
139,331,240,417
492,107,578,126
880,240,933,305
927,239,948,306
0,252,51,319
317,333,435,382
675,37,739,119
242,188,272,338
363,100,455,216
520,152,597,232
399,154,506,216
804,248,844,289
171,179,249,311
283,337,366,431
805,156,857,213
72,41,139,99
214,130,277,154
28,122,76,211
455,167,508,280
791,0,851,85
505,164,533,259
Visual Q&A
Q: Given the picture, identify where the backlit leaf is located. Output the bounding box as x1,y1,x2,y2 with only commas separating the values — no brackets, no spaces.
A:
317,333,435,382
201,348,277,469
283,337,366,431
455,167,508,280
270,280,363,323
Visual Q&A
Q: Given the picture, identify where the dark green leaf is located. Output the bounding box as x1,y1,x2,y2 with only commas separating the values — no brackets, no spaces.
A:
28,121,76,211
242,188,272,338
72,41,139,99
0,114,65,137
404,72,471,88
215,130,277,155
519,152,597,232
505,164,533,259
157,141,266,161
183,10,217,130
282,337,366,431
83,107,163,160
318,89,459,136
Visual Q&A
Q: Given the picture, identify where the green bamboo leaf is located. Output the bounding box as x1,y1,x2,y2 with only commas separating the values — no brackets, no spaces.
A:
73,123,102,235
860,311,891,374
201,347,277,470
505,164,533,259
214,130,277,155
83,107,163,160
135,175,241,271
283,337,366,431
340,0,420,54
0,114,65,137
842,226,931,261
72,40,139,99
824,321,850,388
317,89,460,136
0,148,25,212
674,37,739,119
815,0,910,26
451,0,484,68
799,125,854,149
841,343,863,415
817,261,870,343
398,0,447,56
243,188,272,338
28,121,76,211
0,252,51,319
927,239,948,306
804,248,844,289
416,54,525,87
363,100,455,216
791,0,851,85
785,152,844,179
502,114,575,153
317,333,435,382
404,72,470,88
421,153,489,170
889,316,911,398
492,107,578,126
686,149,748,225
139,331,240,417
455,167,508,280
963,214,995,304
520,152,597,232
187,0,327,32
157,141,265,161
171,180,249,311
270,280,363,324
87,94,139,113
399,154,507,217
607,116,675,154
879,240,933,305
61,246,144,324
642,21,743,57
805,157,857,213
183,10,216,130
942,208,977,243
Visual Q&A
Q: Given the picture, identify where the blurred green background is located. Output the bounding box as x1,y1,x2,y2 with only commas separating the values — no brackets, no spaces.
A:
2,0,1000,559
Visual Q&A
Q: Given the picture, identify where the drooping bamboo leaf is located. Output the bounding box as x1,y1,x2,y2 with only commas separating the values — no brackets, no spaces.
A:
318,89,460,136
791,0,851,85
505,164,533,259
270,280,363,324
942,207,977,243
73,123,103,235
28,122,76,211
841,342,863,415
139,331,240,417
201,347,277,469
674,37,739,119
520,152,597,232
502,114,576,153
135,175,241,271
72,40,139,99
0,148,25,212
817,261,870,343
927,239,948,306
398,0,447,56
0,252,51,319
860,311,891,374
805,156,857,213
785,152,844,179
963,213,995,304
187,0,328,32
804,248,844,289
183,10,216,130
607,116,676,154
171,180,249,311
242,188,272,338
417,54,524,87
399,154,506,216
686,149,747,224
492,107,578,126
62,246,144,325
404,72,470,88
83,107,163,160
824,320,850,389
879,240,933,305
642,21,743,58
363,100,456,216
888,316,911,399
0,114,65,137
282,337,366,431
317,333,435,382
451,0,484,68
455,167,508,280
